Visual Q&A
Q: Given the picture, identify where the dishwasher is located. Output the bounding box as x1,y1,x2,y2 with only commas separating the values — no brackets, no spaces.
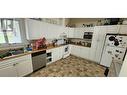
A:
32,50,46,71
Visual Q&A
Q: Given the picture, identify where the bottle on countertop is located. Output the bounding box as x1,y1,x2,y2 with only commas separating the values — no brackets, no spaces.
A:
26,44,32,51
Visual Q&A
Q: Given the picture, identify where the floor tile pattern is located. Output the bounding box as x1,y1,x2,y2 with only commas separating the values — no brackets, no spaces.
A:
30,55,106,77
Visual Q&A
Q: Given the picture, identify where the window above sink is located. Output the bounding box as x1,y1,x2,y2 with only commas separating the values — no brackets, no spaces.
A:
0,19,22,44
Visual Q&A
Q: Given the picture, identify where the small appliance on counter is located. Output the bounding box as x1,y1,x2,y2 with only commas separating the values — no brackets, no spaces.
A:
52,38,67,47
25,44,32,51
56,39,67,45
52,39,58,47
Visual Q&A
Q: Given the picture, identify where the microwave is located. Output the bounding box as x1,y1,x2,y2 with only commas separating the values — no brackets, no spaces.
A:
83,32,93,39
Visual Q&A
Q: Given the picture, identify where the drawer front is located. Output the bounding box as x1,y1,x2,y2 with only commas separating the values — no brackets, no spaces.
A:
0,54,32,68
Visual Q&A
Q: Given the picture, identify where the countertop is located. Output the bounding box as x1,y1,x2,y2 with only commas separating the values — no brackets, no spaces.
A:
0,44,67,62
0,43,90,62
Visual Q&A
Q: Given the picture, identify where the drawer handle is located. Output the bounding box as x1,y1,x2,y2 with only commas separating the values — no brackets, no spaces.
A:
13,64,16,66
13,63,18,66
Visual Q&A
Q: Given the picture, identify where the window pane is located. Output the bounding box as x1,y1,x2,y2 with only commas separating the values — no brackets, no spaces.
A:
7,31,14,43
7,19,13,31
0,20,1,29
7,21,21,43
1,19,7,30
0,30,5,43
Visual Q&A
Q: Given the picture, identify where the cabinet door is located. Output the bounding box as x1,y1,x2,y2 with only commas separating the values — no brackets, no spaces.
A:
106,25,119,33
59,46,64,59
80,46,90,60
89,26,100,62
0,65,17,77
74,28,84,38
94,26,107,63
71,45,76,55
71,45,80,56
119,25,127,34
16,60,33,77
52,48,60,62
15,55,33,77
68,28,74,38
25,19,44,40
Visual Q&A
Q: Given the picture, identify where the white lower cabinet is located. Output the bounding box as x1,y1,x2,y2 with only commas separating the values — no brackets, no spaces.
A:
16,59,33,77
71,45,80,56
47,45,71,64
0,54,33,77
0,65,17,77
59,46,64,59
52,47,61,62
79,46,90,60
47,46,65,64
70,45,90,60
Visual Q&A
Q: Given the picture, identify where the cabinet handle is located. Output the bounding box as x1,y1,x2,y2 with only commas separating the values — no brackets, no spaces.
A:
13,64,16,66
13,63,18,66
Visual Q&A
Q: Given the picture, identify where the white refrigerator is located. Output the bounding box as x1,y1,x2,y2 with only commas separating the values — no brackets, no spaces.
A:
100,34,127,67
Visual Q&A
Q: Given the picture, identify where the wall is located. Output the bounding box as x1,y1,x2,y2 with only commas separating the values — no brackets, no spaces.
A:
64,18,71,26
69,18,105,27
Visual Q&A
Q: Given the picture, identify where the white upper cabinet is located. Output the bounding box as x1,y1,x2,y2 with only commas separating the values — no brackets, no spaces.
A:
84,27,94,32
25,19,67,40
25,19,44,40
73,27,94,39
68,28,74,38
119,25,127,34
74,28,84,38
106,25,119,33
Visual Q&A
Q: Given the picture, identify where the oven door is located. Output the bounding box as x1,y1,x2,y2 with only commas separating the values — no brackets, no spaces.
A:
83,32,93,39
65,46,69,53
63,45,70,58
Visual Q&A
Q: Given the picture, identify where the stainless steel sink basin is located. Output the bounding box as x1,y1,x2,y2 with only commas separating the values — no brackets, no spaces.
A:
0,48,24,59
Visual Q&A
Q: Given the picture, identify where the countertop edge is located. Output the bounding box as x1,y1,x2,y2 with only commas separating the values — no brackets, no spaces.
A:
0,44,68,62
0,44,90,62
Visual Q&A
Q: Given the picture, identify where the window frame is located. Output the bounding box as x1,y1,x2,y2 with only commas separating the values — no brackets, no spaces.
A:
0,18,26,49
